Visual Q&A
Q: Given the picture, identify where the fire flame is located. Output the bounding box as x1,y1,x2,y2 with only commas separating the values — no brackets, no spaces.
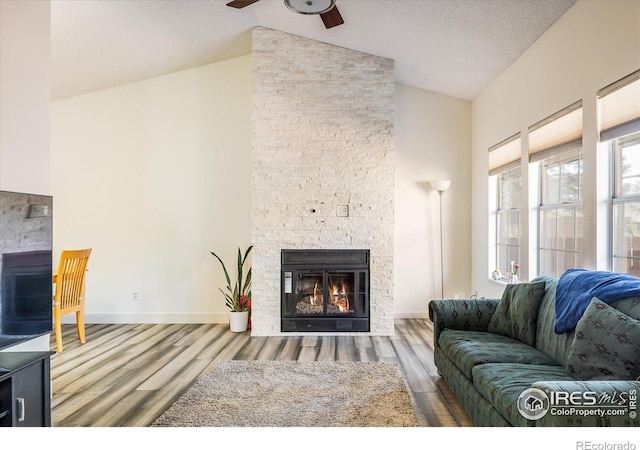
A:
309,281,320,305
307,280,350,312
332,283,349,312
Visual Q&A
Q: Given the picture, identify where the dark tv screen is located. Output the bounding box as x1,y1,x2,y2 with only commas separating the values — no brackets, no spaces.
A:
0,190,53,350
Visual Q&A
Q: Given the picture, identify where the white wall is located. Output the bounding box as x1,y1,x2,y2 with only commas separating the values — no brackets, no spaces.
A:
0,0,50,195
0,0,51,351
394,84,472,316
51,56,252,323
471,0,640,299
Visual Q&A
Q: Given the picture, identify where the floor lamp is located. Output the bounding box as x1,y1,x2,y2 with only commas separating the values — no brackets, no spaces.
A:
431,180,451,299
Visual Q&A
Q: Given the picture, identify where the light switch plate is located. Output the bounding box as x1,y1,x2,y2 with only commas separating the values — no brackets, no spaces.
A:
337,205,349,217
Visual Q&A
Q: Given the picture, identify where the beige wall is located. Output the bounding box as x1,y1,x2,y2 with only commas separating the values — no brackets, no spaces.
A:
394,84,472,314
51,56,253,323
0,0,50,195
0,0,51,351
471,0,640,298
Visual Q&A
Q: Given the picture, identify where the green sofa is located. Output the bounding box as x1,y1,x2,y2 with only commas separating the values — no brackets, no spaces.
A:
429,275,640,426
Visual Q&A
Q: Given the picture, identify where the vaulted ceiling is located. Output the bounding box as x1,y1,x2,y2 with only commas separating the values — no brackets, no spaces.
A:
50,0,577,101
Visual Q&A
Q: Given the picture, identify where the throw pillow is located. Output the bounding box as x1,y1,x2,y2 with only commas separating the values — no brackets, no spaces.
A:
510,281,547,346
566,297,640,380
487,284,516,338
487,281,546,346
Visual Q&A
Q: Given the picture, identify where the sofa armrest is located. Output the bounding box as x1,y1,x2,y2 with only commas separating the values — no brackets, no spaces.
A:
428,299,500,346
531,380,640,427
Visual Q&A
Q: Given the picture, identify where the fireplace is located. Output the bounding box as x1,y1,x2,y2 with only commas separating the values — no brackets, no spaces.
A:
1,251,52,335
281,249,370,332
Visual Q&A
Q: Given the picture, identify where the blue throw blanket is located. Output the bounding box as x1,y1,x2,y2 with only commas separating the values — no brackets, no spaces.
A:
555,269,640,334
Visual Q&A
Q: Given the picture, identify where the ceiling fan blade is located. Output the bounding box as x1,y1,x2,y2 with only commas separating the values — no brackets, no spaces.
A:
320,5,344,29
226,0,261,8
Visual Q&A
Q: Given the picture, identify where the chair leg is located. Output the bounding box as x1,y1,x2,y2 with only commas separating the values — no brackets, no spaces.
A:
76,310,86,344
54,313,63,353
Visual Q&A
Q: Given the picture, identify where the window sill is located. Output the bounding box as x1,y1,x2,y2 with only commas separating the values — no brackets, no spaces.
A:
489,277,528,286
488,278,508,287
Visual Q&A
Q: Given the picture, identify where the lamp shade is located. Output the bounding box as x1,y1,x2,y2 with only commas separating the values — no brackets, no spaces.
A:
431,180,451,192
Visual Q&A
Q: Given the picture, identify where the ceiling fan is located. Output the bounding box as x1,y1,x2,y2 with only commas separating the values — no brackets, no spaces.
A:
226,0,345,29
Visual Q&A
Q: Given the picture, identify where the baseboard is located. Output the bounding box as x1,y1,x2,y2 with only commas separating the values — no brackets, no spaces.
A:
393,311,430,319
62,312,429,324
61,312,230,324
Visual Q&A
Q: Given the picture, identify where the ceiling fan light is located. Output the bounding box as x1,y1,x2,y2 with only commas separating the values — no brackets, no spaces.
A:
284,0,336,15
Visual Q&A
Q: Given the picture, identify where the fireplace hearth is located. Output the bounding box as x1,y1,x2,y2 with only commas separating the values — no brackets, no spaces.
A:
281,249,370,332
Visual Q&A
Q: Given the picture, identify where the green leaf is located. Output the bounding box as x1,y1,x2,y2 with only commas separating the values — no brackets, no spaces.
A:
211,246,252,312
242,267,252,295
237,247,243,300
210,251,232,290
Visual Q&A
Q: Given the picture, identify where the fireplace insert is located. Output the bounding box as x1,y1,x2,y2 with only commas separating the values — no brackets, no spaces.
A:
281,249,369,332
1,251,52,335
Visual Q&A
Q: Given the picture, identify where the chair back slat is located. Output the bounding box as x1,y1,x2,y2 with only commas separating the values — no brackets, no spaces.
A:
53,248,92,353
54,249,92,312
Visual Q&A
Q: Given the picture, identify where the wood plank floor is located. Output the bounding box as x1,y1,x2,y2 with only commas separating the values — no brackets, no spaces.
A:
49,319,473,427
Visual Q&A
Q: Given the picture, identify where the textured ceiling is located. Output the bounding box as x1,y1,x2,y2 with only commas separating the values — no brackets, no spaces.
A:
50,0,577,101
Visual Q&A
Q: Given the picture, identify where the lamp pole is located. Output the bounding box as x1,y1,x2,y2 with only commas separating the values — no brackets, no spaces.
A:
430,180,451,299
438,189,444,299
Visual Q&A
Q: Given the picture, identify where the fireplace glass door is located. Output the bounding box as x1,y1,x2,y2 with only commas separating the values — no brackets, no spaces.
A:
284,271,358,316
281,249,370,332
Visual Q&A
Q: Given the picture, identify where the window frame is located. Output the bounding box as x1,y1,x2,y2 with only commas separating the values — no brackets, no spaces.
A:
495,166,522,279
537,148,584,278
611,132,640,275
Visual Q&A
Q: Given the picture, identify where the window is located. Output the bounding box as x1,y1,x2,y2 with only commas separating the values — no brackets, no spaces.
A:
612,133,640,276
489,134,521,279
485,70,640,283
539,149,584,277
530,101,584,277
496,167,521,277
600,70,640,275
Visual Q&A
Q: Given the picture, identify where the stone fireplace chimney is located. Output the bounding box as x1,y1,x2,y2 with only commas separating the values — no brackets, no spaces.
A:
250,27,395,336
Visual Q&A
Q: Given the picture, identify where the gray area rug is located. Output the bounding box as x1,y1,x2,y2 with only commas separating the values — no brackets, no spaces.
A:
151,360,418,427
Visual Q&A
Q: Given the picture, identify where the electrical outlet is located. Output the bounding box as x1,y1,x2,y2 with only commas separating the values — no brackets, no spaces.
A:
337,205,349,217
132,291,140,301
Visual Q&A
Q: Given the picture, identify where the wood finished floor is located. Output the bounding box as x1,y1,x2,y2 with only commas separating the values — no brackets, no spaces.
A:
49,319,473,427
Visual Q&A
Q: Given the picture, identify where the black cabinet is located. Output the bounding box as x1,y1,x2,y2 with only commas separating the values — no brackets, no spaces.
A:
0,352,52,427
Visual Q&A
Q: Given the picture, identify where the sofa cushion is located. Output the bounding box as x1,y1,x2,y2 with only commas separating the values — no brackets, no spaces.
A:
611,296,640,320
533,276,576,366
438,330,560,379
487,281,546,346
565,297,640,380
472,363,575,427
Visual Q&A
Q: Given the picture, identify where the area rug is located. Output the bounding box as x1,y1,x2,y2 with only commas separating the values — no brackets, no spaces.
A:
151,360,417,427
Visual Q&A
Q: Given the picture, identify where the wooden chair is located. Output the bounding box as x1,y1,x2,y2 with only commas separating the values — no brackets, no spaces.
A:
53,249,92,353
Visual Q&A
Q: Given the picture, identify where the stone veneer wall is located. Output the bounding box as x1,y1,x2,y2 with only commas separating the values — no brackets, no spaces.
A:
251,27,395,336
0,192,53,319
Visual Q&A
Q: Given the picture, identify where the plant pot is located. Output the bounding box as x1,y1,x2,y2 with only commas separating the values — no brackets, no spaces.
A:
229,311,249,333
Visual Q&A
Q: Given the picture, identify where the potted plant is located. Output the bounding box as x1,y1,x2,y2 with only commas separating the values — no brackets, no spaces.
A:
211,245,252,332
